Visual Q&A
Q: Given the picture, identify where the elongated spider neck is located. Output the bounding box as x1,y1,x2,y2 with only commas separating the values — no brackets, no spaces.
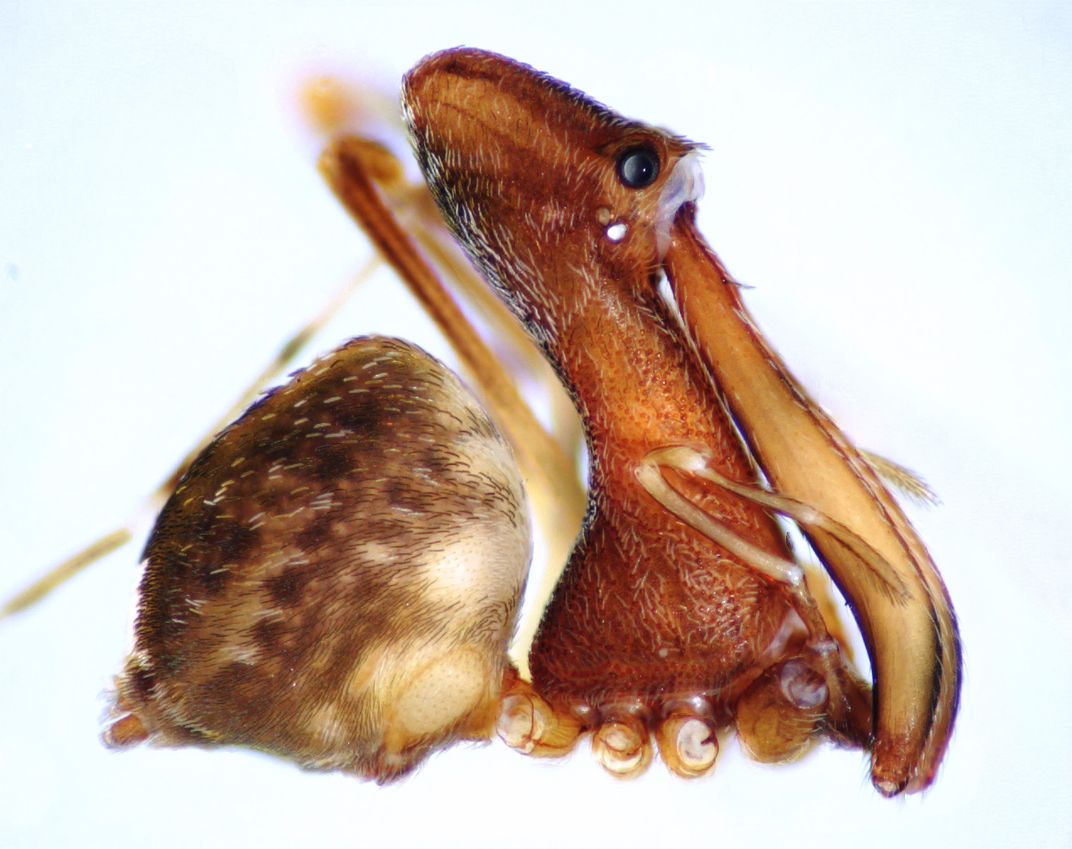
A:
536,270,758,504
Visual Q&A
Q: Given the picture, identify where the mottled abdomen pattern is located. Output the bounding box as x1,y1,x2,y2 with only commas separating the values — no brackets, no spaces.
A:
107,337,530,781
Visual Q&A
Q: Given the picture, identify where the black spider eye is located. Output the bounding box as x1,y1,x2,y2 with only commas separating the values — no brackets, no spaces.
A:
616,146,660,189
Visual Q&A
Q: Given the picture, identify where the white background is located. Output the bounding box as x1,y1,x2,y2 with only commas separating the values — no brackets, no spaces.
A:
2,2,1069,847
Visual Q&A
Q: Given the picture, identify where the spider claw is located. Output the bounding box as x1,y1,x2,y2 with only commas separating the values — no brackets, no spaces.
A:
656,713,719,779
496,678,582,757
593,717,652,778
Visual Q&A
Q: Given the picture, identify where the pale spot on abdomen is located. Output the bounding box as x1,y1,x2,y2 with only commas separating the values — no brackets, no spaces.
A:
387,647,490,741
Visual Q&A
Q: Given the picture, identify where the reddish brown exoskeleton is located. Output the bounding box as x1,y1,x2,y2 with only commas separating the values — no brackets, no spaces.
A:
23,49,961,795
